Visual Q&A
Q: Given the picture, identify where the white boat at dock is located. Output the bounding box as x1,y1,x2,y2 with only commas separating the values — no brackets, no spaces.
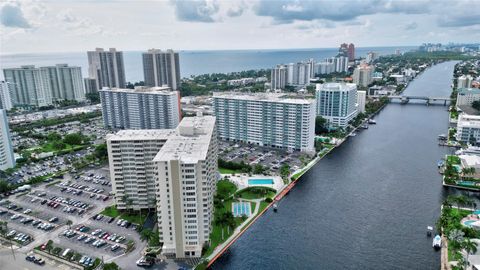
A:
368,119,376,124
349,132,357,137
438,134,447,140
433,235,442,249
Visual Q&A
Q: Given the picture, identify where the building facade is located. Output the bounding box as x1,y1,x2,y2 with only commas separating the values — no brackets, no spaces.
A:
154,116,218,258
40,64,85,102
3,66,52,107
107,116,218,258
0,110,15,170
316,83,358,128
457,114,480,144
270,65,287,90
87,48,126,90
458,75,474,89
456,88,480,107
3,64,85,107
357,90,366,113
0,81,13,110
142,49,181,90
100,87,181,130
353,64,374,87
107,129,175,210
212,93,316,153
84,78,97,94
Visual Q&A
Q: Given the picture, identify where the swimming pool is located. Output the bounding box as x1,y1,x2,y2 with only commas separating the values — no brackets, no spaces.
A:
458,181,477,187
248,178,274,185
463,220,479,227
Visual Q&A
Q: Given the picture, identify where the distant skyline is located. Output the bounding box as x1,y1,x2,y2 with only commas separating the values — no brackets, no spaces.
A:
1,0,479,54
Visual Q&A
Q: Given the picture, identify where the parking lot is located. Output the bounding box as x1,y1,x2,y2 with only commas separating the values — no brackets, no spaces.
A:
218,140,307,174
0,201,60,235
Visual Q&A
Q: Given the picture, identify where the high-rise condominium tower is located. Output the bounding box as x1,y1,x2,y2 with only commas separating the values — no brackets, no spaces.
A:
142,49,181,90
99,86,181,130
0,110,15,170
0,81,13,110
87,48,126,90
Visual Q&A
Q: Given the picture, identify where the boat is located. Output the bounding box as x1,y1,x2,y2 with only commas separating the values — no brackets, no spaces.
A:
427,226,433,237
361,124,369,129
368,119,376,124
438,134,447,140
349,132,357,137
433,235,442,249
437,160,444,168
273,204,278,212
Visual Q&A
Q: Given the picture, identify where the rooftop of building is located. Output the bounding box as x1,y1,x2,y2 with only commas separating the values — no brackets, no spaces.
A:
212,92,315,104
458,88,480,95
153,116,216,163
99,86,174,94
317,83,357,91
106,129,176,141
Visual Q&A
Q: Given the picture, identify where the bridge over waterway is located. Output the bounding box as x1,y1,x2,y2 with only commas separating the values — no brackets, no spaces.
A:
370,95,452,105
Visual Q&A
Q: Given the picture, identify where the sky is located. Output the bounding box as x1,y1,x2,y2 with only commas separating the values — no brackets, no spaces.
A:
0,0,479,54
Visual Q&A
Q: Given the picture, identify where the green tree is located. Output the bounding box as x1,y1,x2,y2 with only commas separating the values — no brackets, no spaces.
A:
47,132,62,142
63,133,84,145
280,164,291,179
315,116,328,135
95,143,108,159
85,92,100,103
253,164,265,174
0,180,11,193
103,262,121,270
462,238,478,268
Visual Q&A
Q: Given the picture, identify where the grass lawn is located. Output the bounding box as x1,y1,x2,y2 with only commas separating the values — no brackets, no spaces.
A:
236,187,275,200
203,198,245,257
447,155,461,165
219,167,242,174
217,179,237,197
101,205,148,225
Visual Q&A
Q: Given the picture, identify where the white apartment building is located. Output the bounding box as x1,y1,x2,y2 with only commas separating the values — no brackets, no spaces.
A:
458,75,474,89
39,64,85,102
212,93,316,153
456,88,480,107
316,83,358,128
3,64,85,107
87,48,126,90
353,64,374,87
0,110,15,170
100,86,181,130
366,51,378,63
326,56,349,73
0,81,13,110
457,113,480,144
106,129,175,210
315,62,335,75
357,90,366,113
270,65,287,90
142,49,181,90
154,116,218,258
3,65,52,107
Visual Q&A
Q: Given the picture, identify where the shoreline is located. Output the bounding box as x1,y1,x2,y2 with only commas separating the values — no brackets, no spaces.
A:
204,62,448,269
205,96,389,269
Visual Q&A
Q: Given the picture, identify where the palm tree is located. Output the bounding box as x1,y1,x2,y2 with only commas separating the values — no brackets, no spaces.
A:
462,238,478,268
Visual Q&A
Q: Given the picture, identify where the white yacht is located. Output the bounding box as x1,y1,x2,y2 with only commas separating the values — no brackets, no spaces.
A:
433,235,442,249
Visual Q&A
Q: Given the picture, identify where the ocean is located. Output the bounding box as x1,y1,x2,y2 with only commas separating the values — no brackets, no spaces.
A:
0,46,415,82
